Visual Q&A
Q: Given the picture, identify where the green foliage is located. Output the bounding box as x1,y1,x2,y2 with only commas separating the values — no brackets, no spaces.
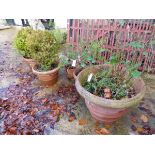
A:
84,69,128,99
26,30,62,71
143,51,148,56
52,29,67,44
67,50,78,60
14,27,33,58
118,19,126,26
149,40,155,45
78,39,106,68
59,55,68,67
60,44,78,67
131,70,141,78
48,20,55,30
128,41,144,49
83,51,142,100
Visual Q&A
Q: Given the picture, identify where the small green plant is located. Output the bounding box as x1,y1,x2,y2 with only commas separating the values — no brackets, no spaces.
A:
78,39,106,68
14,27,33,58
67,50,78,60
60,44,78,68
128,41,144,49
26,30,62,71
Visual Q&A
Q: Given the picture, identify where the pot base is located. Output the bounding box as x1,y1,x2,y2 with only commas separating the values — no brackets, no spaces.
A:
85,100,128,123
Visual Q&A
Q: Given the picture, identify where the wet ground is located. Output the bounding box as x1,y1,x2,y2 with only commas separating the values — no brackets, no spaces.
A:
0,27,155,135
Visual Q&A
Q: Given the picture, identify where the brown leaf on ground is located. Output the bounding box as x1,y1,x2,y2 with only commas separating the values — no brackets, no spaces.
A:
30,109,37,116
140,115,148,123
104,124,111,129
69,116,75,122
130,116,137,123
42,98,48,104
50,103,59,110
79,119,87,125
136,127,144,133
68,113,76,122
95,128,110,135
9,126,17,134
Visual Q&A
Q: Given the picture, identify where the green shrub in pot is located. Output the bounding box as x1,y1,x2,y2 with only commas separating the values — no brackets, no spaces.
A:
14,27,34,58
83,52,142,100
26,30,62,71
60,45,78,79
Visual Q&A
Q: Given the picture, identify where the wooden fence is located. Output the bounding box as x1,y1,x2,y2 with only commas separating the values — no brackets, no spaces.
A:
67,19,155,72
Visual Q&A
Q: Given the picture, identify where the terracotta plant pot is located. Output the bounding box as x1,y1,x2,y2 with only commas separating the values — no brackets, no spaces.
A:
75,65,146,123
73,68,82,80
24,57,36,68
66,67,76,79
32,65,59,86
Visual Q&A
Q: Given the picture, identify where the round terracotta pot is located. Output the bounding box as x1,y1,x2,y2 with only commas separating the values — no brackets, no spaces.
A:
24,58,36,68
32,65,59,86
67,67,76,79
75,65,146,123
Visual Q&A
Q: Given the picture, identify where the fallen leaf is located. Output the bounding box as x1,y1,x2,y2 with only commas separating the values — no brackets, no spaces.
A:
50,103,59,110
130,116,137,123
68,113,76,122
140,115,148,123
104,124,111,129
69,116,75,122
42,98,48,104
136,127,144,133
30,110,36,116
9,127,17,134
95,128,110,135
79,119,87,125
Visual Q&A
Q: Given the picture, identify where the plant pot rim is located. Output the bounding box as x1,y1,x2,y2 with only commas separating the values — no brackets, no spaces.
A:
75,64,146,109
67,67,76,70
23,57,33,60
32,65,60,75
73,68,83,80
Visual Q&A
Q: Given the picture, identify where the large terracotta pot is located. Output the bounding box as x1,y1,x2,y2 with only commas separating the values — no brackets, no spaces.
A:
24,58,36,68
32,65,59,86
75,65,146,123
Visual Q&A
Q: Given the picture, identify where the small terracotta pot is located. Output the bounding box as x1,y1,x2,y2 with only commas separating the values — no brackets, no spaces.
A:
75,65,146,123
67,67,76,79
32,65,59,86
24,58,36,68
